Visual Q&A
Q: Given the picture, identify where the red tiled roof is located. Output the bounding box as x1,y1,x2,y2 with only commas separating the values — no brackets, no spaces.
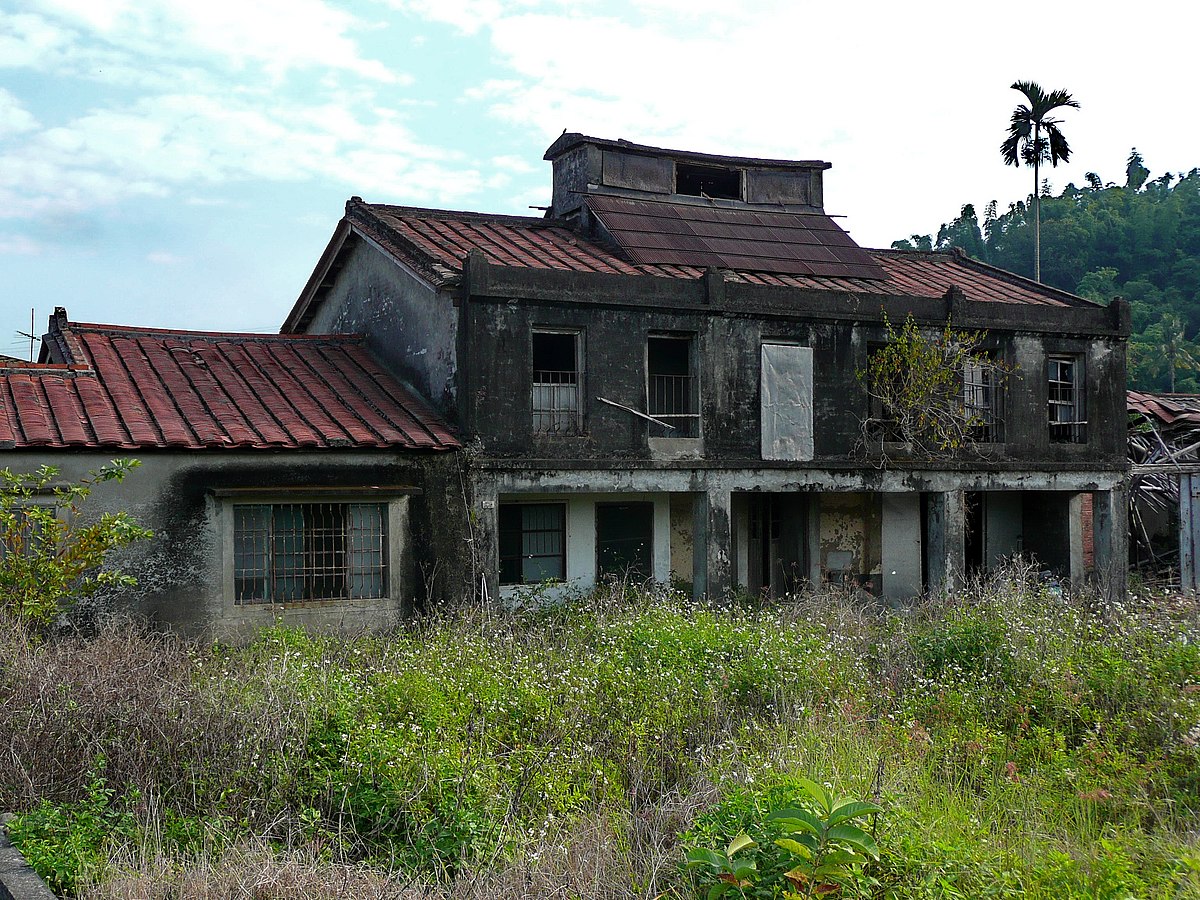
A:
1,320,459,451
342,202,1091,309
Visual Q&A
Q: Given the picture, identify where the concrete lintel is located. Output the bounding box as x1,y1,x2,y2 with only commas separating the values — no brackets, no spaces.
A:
492,468,1125,496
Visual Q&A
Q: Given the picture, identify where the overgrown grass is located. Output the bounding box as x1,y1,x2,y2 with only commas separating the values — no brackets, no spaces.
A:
1,567,1198,898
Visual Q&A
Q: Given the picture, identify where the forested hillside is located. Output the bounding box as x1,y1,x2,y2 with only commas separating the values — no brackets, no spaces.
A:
893,151,1200,392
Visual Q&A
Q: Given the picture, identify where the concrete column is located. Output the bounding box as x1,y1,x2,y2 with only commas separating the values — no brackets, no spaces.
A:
925,490,966,594
1067,492,1086,590
694,488,733,600
1092,485,1129,600
472,477,500,604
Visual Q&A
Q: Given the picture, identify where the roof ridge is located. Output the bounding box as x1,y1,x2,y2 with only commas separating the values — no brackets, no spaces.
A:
69,321,368,342
351,199,562,229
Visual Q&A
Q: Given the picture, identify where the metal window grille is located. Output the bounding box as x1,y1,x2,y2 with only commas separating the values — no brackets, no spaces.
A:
499,503,565,585
648,373,698,436
964,360,1004,442
532,369,580,434
648,336,698,438
234,502,387,603
1048,356,1086,443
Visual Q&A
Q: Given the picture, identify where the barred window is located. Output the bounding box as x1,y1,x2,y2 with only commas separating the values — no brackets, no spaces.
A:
499,503,565,585
532,330,581,434
233,502,387,603
1048,355,1086,443
964,358,1004,442
647,335,699,437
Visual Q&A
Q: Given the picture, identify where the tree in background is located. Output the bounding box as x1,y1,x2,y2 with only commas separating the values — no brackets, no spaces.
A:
1000,81,1080,282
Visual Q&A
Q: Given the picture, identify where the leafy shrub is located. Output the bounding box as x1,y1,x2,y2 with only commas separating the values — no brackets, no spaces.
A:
0,460,150,625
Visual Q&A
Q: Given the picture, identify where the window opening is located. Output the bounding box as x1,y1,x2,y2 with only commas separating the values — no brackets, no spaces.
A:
499,503,566,585
1048,355,1086,443
596,502,654,580
532,331,580,434
234,502,386,603
676,162,743,201
964,356,1004,442
647,335,698,437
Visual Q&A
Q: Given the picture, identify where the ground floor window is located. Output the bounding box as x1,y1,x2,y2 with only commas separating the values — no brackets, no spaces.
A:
499,503,566,585
233,502,387,603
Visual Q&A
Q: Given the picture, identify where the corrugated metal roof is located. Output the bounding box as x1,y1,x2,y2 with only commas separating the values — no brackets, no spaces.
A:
0,321,459,451
336,202,1090,310
585,195,887,279
1129,390,1200,428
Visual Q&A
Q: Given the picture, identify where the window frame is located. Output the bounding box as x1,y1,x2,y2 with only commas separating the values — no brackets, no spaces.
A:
531,328,583,435
498,501,567,586
646,332,700,438
1047,353,1086,443
963,351,1005,443
219,490,406,606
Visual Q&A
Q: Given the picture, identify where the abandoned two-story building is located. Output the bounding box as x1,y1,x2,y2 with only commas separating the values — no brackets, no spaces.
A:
1,133,1129,633
284,133,1130,606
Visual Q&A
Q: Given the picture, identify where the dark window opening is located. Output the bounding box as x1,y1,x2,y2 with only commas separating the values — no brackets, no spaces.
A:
647,335,698,438
499,503,566,585
1048,355,1086,443
596,502,653,580
865,344,903,442
965,356,1004,442
234,502,387,603
532,330,580,434
676,162,743,200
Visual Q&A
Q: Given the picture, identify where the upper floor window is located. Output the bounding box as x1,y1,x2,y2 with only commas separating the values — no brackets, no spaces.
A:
647,334,699,438
234,502,387,603
1048,354,1086,443
675,162,743,201
964,356,1004,442
532,329,581,434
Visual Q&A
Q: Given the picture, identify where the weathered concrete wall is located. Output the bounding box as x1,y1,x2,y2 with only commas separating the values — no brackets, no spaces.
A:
1,449,470,637
306,237,459,419
459,270,1128,470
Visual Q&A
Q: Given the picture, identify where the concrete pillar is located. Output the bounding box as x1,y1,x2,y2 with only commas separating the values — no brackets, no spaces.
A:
1067,492,1086,591
925,490,966,594
694,488,733,600
1092,485,1129,600
472,477,499,604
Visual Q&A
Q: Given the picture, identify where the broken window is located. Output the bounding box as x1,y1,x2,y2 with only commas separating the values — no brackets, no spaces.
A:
964,355,1004,442
499,503,566,585
233,502,387,603
1048,355,1086,443
596,502,653,580
676,162,743,201
761,343,814,460
647,335,698,437
532,330,581,434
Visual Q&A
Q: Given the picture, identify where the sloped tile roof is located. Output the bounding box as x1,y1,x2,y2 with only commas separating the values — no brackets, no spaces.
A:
341,201,1091,308
0,320,459,451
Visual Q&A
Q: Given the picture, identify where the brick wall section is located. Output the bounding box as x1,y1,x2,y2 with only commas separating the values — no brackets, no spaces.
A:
1082,491,1095,572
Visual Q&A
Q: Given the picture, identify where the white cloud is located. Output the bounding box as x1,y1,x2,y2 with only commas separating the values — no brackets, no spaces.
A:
0,89,38,137
0,234,42,255
146,251,183,265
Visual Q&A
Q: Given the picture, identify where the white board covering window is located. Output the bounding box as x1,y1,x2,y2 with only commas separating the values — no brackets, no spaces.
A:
761,343,814,461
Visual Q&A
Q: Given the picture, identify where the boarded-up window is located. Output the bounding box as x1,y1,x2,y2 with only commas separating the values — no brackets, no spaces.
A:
761,344,814,460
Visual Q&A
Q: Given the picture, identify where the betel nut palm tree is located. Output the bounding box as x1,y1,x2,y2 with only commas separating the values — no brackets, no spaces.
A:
1000,81,1079,282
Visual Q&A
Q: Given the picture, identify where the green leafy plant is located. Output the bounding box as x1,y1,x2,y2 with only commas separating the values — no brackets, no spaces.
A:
768,778,881,898
860,314,1008,457
0,459,151,624
685,831,758,899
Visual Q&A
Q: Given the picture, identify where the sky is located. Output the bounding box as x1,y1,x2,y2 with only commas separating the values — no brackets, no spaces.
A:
1,0,1197,354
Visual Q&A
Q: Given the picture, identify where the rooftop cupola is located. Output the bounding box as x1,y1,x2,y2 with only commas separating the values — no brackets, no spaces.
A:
543,133,830,221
